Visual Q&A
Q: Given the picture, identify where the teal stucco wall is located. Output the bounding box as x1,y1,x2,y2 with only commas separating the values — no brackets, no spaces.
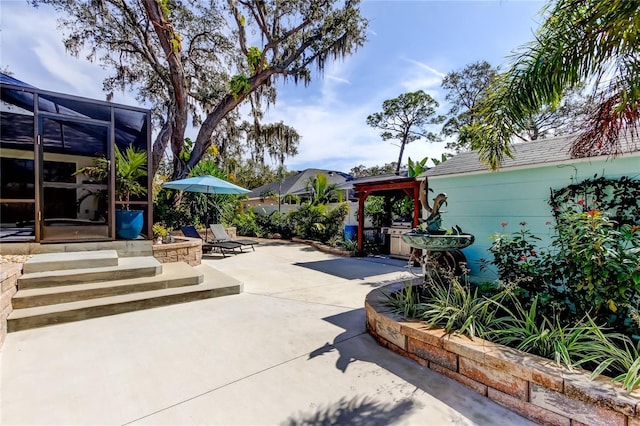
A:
428,154,640,282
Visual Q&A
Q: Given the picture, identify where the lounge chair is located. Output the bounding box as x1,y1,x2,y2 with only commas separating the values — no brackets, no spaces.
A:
180,225,243,257
210,224,258,251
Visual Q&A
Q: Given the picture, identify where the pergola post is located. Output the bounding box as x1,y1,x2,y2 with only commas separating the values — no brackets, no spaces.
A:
412,181,420,227
357,190,368,254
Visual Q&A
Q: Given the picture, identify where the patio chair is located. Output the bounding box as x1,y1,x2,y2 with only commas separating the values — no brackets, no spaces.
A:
210,224,258,251
180,225,243,258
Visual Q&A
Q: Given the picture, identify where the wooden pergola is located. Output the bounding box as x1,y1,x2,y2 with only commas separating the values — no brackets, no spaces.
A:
352,176,421,254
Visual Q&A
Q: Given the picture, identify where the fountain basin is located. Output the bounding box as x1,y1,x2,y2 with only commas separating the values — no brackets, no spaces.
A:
401,231,475,251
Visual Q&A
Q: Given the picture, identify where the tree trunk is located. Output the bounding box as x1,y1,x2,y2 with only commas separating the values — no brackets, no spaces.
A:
151,117,172,176
395,136,407,175
142,0,189,179
179,69,278,179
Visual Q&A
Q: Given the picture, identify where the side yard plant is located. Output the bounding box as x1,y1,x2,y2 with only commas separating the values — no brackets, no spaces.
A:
387,176,640,391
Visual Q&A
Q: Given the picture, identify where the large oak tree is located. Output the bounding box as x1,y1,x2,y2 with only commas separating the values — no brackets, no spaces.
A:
33,0,367,178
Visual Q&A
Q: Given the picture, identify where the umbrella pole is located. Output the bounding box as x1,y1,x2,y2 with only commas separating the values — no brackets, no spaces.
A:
205,211,209,242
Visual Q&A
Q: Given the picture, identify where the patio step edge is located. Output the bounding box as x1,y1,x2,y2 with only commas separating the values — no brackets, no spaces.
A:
17,257,162,289
22,250,119,274
7,266,242,332
12,262,203,309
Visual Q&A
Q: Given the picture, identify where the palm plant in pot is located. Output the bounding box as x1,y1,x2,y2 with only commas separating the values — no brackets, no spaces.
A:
75,144,148,239
114,144,148,239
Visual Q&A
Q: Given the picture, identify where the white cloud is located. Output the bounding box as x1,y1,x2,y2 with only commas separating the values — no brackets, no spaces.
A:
398,58,446,96
261,53,451,173
400,75,442,93
326,75,351,85
1,2,138,106
402,58,446,78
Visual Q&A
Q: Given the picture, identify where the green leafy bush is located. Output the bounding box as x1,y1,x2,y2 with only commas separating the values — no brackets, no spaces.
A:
341,239,357,251
287,202,350,243
254,210,291,238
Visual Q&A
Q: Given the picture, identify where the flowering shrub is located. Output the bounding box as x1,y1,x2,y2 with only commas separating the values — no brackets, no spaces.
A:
485,205,640,335
482,221,542,284
549,175,640,227
390,175,640,390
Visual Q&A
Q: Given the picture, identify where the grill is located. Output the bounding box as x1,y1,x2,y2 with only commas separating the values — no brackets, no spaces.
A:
381,225,413,259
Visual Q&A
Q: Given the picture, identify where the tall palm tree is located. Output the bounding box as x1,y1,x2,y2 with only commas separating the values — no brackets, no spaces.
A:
306,173,342,206
472,0,640,169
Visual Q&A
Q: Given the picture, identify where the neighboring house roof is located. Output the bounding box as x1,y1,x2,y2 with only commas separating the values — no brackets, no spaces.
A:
424,134,640,177
246,168,351,200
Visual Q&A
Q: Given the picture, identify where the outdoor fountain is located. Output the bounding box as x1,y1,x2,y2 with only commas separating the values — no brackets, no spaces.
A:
402,178,474,277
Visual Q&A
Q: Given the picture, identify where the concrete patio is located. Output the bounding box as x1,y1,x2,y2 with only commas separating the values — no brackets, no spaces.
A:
0,240,534,425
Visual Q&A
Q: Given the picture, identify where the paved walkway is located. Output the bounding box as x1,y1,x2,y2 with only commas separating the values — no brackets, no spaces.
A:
0,240,535,425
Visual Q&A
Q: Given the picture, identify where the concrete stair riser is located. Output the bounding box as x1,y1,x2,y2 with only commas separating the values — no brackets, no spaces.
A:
8,285,241,332
22,250,119,274
12,266,204,309
8,255,243,332
8,250,243,332
18,258,162,290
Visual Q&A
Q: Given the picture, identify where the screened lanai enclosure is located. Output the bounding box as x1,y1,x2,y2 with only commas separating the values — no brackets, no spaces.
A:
0,73,152,243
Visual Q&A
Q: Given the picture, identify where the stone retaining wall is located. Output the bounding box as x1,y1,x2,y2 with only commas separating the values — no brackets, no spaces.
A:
366,282,640,426
152,237,202,266
0,264,21,348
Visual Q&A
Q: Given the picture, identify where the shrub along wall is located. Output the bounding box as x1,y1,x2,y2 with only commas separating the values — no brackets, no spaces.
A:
366,282,640,426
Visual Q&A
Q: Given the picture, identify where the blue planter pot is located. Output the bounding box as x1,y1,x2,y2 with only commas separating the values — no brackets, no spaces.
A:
116,210,144,239
344,225,358,242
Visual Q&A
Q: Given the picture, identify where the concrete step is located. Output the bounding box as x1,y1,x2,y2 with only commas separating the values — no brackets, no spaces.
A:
22,250,119,274
18,257,162,290
12,262,203,309
7,263,242,332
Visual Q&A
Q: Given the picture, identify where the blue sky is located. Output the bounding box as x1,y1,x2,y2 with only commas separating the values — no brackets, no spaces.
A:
0,0,546,173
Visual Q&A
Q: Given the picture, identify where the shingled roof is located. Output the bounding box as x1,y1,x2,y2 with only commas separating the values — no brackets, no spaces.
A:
246,168,351,199
424,134,640,177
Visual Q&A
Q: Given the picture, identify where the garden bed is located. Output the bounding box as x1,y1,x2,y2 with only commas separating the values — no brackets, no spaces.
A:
291,237,355,257
365,281,640,426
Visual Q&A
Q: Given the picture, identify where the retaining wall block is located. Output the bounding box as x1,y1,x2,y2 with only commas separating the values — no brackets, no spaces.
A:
0,263,21,348
441,332,493,364
429,362,488,396
528,359,566,393
530,383,627,426
401,322,445,348
408,337,457,371
365,304,377,333
459,356,529,400
407,353,429,368
484,345,534,382
563,371,638,417
375,313,406,350
488,387,570,426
